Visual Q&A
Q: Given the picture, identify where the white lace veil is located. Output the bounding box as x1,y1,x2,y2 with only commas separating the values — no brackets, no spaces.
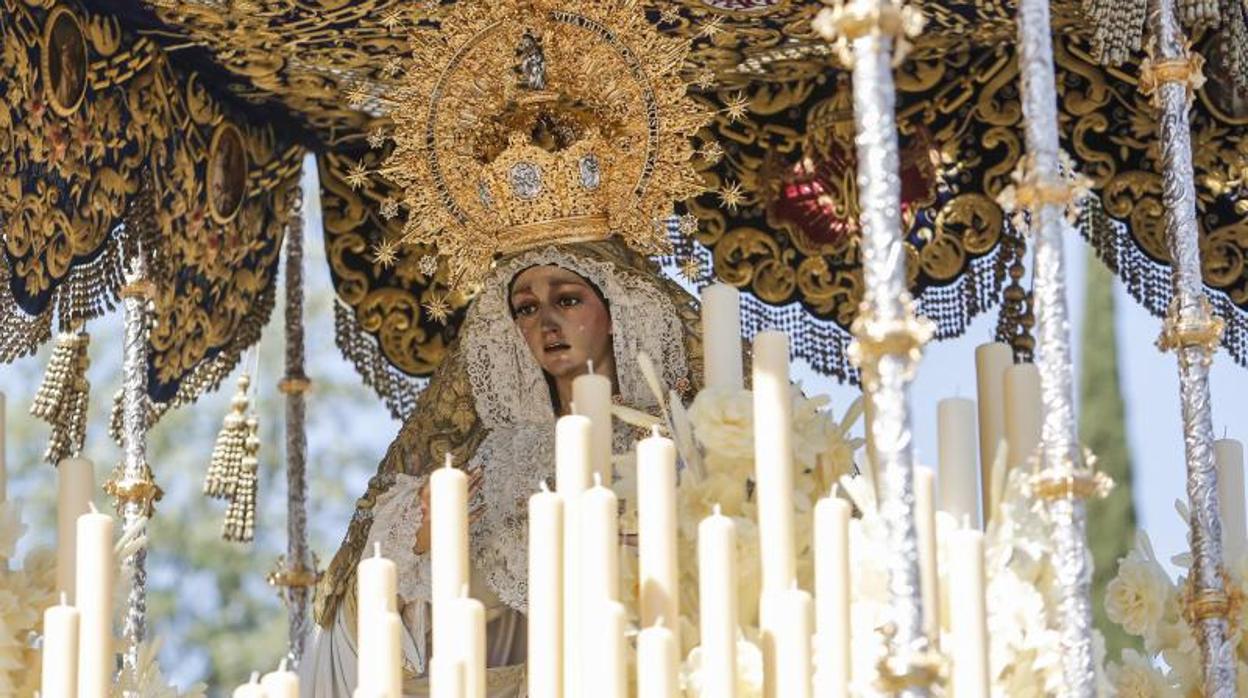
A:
461,244,691,611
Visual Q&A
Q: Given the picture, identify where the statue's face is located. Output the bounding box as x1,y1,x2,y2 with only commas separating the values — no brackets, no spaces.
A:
509,265,613,380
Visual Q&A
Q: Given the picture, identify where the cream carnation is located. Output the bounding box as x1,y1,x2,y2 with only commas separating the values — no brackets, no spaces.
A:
1107,649,1179,697
687,387,754,462
1105,538,1171,639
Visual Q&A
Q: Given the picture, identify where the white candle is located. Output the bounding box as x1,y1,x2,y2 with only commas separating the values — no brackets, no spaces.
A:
586,600,627,698
638,622,679,698
814,498,849,698
638,429,679,638
357,542,397,636
915,466,939,644
699,507,738,698
260,660,299,698
446,592,486,698
431,455,468,649
233,675,265,698
1003,363,1042,471
572,368,614,485
974,342,1012,516
358,611,401,698
528,482,563,698
936,398,980,527
702,284,744,390
556,415,592,696
762,588,813,698
430,656,464,698
358,546,401,698
580,475,619,603
948,528,989,698
57,457,94,603
752,331,796,593
76,505,114,698
1217,439,1246,560
42,592,79,698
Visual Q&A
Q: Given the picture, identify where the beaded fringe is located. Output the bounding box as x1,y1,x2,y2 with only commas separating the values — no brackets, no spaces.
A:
30,331,92,464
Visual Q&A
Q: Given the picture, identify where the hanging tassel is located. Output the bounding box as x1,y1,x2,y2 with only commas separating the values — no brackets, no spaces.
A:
204,373,250,499
31,330,91,464
222,414,259,543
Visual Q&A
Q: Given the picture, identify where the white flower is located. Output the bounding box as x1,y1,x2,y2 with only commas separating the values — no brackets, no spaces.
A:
1105,534,1172,640
1107,649,1179,697
687,387,753,464
682,636,763,698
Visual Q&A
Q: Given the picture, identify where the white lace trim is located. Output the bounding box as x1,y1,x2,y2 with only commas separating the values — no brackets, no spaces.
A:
364,472,432,605
461,246,688,429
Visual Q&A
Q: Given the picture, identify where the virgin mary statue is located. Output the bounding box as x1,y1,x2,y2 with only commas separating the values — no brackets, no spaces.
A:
302,3,711,695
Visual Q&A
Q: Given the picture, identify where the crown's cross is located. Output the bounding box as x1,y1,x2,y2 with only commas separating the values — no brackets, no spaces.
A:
516,30,547,91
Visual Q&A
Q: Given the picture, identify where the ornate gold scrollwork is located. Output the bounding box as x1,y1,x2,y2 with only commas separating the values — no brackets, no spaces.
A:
104,469,166,517
1138,43,1207,108
1156,296,1225,365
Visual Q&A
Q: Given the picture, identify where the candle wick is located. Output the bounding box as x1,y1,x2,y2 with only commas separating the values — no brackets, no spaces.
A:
88,501,98,514
654,615,666,628
444,452,454,469
373,541,382,559
570,401,579,414
539,479,550,494
712,503,721,517
650,424,661,439
593,472,602,488
60,590,68,606
250,671,261,684
460,584,470,598
587,359,595,375
279,658,288,672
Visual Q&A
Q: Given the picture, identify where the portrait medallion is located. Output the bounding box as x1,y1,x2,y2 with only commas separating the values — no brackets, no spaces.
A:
41,8,88,117
207,123,248,224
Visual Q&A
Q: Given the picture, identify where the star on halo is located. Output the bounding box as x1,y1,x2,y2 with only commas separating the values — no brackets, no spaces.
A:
677,213,700,236
679,256,702,282
699,141,724,165
718,181,746,212
658,6,681,24
423,293,451,324
723,92,750,123
367,128,388,150
693,68,717,91
418,254,439,276
345,161,371,190
380,197,400,220
380,8,406,30
698,15,726,39
371,239,400,268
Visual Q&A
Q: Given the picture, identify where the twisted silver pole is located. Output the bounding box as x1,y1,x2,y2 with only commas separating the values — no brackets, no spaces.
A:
814,4,936,693
1013,0,1100,692
278,186,315,664
1142,0,1235,692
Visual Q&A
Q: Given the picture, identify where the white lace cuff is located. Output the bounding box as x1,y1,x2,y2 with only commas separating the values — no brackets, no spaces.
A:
363,472,432,605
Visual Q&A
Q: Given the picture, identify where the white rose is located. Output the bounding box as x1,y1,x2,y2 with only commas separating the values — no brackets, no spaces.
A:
1107,649,1180,697
1105,551,1171,638
688,387,754,462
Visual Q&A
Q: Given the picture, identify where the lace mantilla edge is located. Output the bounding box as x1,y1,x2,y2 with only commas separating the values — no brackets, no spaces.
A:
364,472,432,605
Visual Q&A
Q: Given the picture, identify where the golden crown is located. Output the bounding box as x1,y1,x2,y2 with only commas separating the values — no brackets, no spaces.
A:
359,1,710,286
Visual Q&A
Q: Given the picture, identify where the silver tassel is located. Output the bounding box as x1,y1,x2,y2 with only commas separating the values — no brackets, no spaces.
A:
222,414,259,543
205,373,251,500
31,330,91,464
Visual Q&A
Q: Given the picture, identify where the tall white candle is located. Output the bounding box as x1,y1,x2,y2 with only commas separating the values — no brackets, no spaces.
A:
260,660,300,698
572,368,614,485
699,506,738,698
42,592,79,698
638,429,679,638
1216,439,1246,560
586,600,627,698
948,528,989,698
76,505,114,698
937,398,980,527
580,475,619,603
446,593,486,698
431,455,468,650
1003,363,1042,471
814,498,850,698
638,622,679,698
358,542,397,635
702,284,744,390
762,588,813,698
556,415,592,696
974,342,1012,516
915,466,940,644
528,482,563,698
57,457,94,603
752,331,796,593
430,656,464,698
359,611,401,698
358,546,401,698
